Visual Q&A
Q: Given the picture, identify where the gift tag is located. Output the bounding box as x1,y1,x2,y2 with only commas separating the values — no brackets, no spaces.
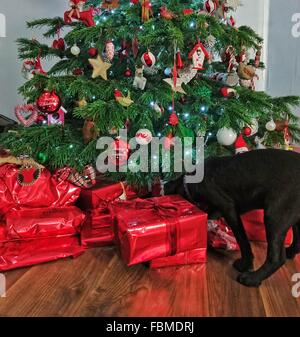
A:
17,163,42,186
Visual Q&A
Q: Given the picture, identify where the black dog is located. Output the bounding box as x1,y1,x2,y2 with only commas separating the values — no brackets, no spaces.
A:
164,149,300,287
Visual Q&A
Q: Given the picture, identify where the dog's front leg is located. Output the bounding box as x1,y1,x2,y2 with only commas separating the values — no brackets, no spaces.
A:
204,186,254,272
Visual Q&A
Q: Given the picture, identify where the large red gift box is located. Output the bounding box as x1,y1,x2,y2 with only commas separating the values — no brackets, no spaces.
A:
111,195,207,266
0,204,85,271
149,248,207,268
208,210,293,251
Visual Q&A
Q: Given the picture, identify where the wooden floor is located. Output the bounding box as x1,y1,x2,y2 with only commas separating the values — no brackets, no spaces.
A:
1,243,300,317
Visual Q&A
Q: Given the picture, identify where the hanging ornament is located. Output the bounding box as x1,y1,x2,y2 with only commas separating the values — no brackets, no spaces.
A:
235,134,249,154
275,119,289,132
105,40,115,61
141,51,156,68
64,1,95,26
124,68,132,77
176,50,184,69
17,163,42,187
235,46,247,63
15,104,39,127
114,90,134,107
204,0,218,14
77,98,88,107
52,37,65,51
37,152,48,164
220,87,238,98
205,35,217,49
88,47,98,57
164,68,172,76
242,126,252,137
36,114,48,125
169,113,179,126
36,90,61,114
160,6,177,20
71,43,81,56
204,71,239,87
163,78,186,94
222,45,238,72
238,63,256,80
254,46,262,68
178,65,198,85
133,66,147,90
83,119,99,144
141,0,153,22
68,165,96,188
248,118,259,136
47,106,66,126
217,127,237,146
266,119,276,132
188,41,210,70
135,129,153,145
108,138,130,167
102,0,120,10
89,55,112,80
73,68,84,76
132,36,139,59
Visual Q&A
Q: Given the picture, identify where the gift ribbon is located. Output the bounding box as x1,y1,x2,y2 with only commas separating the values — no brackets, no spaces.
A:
130,198,194,256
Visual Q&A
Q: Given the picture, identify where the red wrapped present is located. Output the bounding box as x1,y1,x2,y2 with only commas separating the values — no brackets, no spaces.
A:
208,210,293,251
81,218,114,248
149,248,207,269
0,164,81,217
4,206,85,240
77,181,137,211
111,195,207,266
0,235,83,272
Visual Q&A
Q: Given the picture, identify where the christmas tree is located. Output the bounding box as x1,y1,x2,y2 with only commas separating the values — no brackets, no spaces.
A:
1,0,300,187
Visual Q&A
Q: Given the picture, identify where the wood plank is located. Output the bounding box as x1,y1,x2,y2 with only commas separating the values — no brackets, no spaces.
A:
206,246,266,317
0,247,116,317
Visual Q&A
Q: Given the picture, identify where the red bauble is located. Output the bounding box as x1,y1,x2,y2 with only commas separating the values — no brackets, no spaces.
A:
243,127,252,137
88,47,98,57
124,68,132,77
73,68,83,76
36,91,61,114
108,138,130,167
52,38,65,51
169,112,179,126
36,114,48,125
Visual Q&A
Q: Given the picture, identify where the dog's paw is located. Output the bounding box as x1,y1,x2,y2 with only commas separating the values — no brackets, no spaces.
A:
237,272,262,287
233,258,254,273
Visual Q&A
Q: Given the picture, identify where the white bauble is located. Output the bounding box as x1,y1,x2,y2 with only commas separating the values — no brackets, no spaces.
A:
217,127,237,146
266,119,276,132
71,44,80,56
135,129,153,145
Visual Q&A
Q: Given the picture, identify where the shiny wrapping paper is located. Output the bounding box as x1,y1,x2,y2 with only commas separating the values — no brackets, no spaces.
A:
0,164,81,217
111,195,207,266
208,210,293,251
149,248,207,269
4,206,85,240
81,218,115,248
77,181,137,211
0,235,83,272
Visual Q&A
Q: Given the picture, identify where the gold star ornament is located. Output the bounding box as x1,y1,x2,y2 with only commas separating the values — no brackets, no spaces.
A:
89,55,112,80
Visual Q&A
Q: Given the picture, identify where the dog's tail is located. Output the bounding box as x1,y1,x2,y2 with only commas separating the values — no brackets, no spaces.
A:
286,223,300,259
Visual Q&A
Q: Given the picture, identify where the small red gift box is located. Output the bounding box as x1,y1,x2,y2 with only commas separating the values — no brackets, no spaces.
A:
149,248,207,269
4,206,85,240
81,217,114,248
111,195,207,266
77,181,137,211
208,210,293,251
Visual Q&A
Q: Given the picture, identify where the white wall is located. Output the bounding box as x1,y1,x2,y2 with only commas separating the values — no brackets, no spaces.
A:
0,0,268,119
0,0,67,119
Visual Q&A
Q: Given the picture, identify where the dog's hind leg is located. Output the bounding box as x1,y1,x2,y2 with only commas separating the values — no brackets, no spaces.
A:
237,220,289,287
286,222,300,259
